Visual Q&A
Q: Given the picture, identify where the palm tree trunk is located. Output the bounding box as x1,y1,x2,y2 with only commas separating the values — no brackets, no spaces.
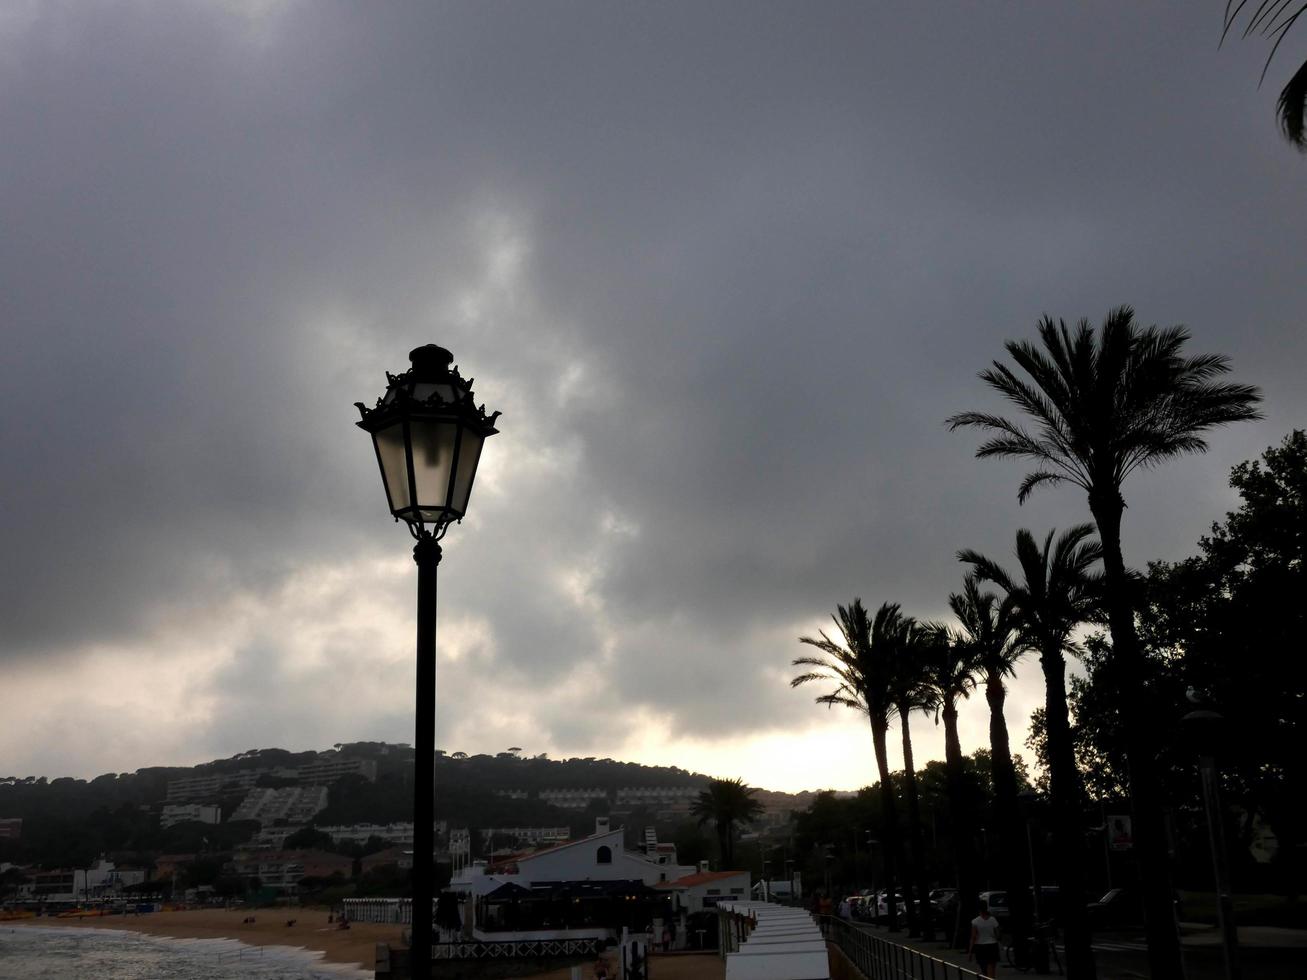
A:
1040,647,1096,980
1089,494,1183,980
942,697,980,949
985,673,1033,964
721,823,733,869
870,716,902,932
898,705,934,940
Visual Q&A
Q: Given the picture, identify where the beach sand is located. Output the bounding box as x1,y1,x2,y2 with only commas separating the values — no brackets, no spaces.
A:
16,911,726,979
17,907,398,971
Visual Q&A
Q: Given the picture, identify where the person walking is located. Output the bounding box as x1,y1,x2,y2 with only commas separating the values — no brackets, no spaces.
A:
968,902,1002,978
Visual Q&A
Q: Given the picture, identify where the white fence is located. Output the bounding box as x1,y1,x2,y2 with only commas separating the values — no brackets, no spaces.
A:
343,897,436,924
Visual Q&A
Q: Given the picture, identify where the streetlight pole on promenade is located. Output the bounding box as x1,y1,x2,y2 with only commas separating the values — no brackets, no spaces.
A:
356,344,499,979
1183,708,1241,980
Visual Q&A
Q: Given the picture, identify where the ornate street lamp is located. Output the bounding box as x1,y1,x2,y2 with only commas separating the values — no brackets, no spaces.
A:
356,344,499,978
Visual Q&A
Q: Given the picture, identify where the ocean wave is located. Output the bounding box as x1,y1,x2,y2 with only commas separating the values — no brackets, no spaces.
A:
0,924,372,979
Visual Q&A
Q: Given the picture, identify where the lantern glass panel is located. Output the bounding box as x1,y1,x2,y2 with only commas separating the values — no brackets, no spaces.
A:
374,423,411,515
410,419,459,511
450,430,484,515
411,381,464,404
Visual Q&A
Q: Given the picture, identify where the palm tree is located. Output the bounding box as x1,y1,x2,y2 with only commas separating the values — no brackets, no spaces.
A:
948,308,1260,979
691,778,763,869
888,619,937,940
1224,2,1307,146
947,575,1034,963
960,526,1102,980
919,624,983,950
793,600,906,930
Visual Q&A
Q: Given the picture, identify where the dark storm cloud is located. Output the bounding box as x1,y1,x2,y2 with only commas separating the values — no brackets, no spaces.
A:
2,2,1303,776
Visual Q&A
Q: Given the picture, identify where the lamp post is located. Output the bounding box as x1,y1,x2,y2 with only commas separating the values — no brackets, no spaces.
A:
1017,789,1041,923
356,344,499,979
865,836,880,921
1183,708,1240,980
851,828,860,893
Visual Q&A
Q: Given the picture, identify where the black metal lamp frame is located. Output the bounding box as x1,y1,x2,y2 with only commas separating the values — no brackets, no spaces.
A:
357,345,499,980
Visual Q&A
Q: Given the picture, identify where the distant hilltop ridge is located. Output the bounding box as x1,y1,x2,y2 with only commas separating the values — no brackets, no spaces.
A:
0,741,852,873
1,741,843,820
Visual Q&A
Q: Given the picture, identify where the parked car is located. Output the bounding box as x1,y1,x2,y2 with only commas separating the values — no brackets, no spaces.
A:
1086,888,1143,928
875,891,907,917
929,888,958,913
977,890,1010,921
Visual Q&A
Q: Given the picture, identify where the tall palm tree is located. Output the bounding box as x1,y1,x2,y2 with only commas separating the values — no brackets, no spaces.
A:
793,600,906,930
947,575,1034,963
960,526,1102,980
948,308,1260,979
888,619,937,940
1224,2,1307,146
691,778,763,869
919,625,983,950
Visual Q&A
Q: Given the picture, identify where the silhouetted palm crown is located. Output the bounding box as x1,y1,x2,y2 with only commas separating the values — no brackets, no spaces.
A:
958,525,1102,656
948,576,1022,684
919,626,980,715
792,600,906,727
1225,1,1307,146
891,620,939,721
947,309,1262,508
691,779,763,834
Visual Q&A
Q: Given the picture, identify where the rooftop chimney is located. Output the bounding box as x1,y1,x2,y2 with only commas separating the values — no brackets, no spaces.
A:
699,860,710,873
595,816,610,835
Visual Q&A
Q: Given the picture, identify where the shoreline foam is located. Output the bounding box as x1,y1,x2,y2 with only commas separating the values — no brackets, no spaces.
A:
10,908,394,974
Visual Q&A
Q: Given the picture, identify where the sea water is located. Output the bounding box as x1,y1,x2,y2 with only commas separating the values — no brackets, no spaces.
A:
0,925,373,979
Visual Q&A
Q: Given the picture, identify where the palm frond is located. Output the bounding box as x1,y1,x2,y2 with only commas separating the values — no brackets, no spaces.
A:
1225,1,1307,146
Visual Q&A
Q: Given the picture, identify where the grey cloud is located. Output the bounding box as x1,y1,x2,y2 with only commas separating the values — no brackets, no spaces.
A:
2,2,1303,778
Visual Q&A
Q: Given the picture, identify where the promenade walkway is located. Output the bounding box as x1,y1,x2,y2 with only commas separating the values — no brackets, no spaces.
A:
845,917,1306,980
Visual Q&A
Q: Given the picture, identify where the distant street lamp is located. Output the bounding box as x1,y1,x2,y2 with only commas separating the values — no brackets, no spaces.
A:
865,836,880,920
1017,790,1041,923
1183,708,1241,980
356,344,499,979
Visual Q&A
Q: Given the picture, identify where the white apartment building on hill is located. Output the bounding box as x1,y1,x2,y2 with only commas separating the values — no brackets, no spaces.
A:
160,803,222,828
478,827,569,847
297,757,377,785
316,822,447,847
231,786,328,826
613,786,701,815
538,788,608,809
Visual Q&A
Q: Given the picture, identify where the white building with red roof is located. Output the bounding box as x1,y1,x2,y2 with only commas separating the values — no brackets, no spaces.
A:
655,868,751,914
447,817,750,944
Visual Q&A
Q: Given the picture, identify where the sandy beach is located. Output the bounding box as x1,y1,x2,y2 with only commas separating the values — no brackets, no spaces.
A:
13,911,726,979
15,907,398,971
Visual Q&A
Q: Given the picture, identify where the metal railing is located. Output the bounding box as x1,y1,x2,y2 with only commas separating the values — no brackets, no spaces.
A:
821,916,984,980
431,937,602,960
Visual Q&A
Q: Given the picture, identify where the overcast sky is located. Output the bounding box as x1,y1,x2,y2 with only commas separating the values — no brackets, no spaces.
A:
2,2,1303,793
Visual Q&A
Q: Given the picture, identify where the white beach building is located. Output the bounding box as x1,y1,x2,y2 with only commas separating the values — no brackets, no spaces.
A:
447,818,746,945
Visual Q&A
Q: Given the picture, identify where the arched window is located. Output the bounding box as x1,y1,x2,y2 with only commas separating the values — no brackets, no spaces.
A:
596,845,612,864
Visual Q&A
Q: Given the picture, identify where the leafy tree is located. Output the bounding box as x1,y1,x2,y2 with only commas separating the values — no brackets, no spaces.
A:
690,778,763,869
1224,2,1307,146
1040,432,1306,896
960,526,1101,977
793,600,906,929
949,309,1260,979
